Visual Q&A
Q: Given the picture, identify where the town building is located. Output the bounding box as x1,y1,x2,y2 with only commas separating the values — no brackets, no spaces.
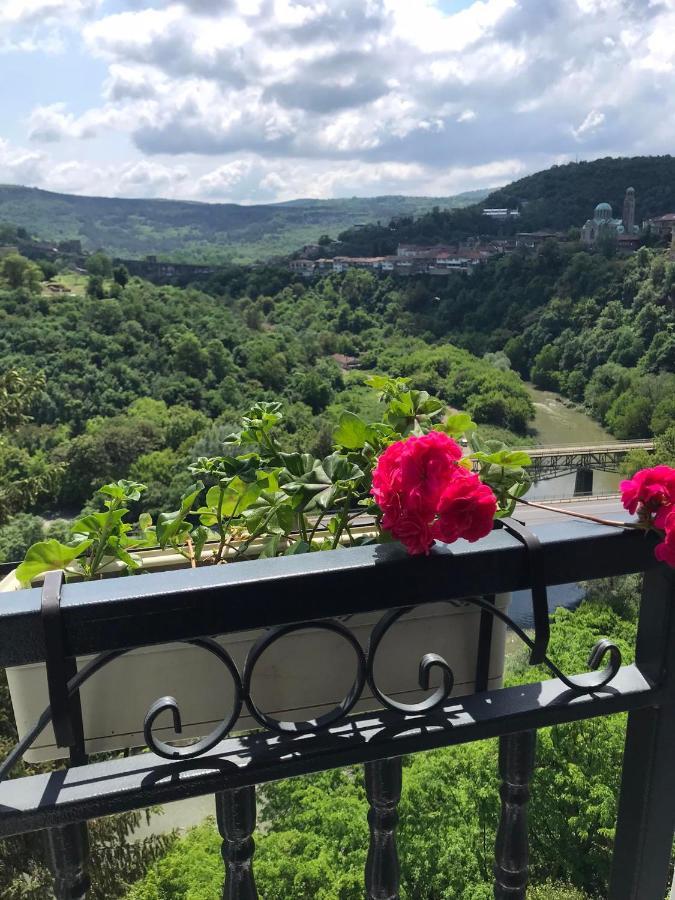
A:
288,259,317,277
482,208,520,220
644,213,675,240
515,232,564,249
581,187,640,246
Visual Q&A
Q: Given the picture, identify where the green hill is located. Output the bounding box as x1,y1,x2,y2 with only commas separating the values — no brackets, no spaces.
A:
483,154,675,230
333,155,675,255
0,185,488,264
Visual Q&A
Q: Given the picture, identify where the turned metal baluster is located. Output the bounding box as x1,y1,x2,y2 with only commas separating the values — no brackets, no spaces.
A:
494,731,537,899
216,787,258,900
365,757,402,900
44,654,91,900
44,823,90,900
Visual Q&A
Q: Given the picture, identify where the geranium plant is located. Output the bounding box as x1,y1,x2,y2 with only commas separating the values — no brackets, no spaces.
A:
13,375,675,585
14,377,532,583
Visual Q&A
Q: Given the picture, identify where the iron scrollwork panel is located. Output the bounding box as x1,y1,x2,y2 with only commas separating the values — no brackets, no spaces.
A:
0,599,623,776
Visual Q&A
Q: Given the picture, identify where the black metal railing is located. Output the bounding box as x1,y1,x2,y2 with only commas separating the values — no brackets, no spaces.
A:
0,518,673,899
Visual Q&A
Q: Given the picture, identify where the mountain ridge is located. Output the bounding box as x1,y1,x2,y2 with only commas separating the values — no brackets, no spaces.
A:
0,184,490,264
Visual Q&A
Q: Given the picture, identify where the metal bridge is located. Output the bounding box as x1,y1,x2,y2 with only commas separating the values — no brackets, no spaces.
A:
520,440,654,483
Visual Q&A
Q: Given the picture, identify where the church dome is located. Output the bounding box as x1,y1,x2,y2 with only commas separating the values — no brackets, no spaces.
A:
595,202,613,221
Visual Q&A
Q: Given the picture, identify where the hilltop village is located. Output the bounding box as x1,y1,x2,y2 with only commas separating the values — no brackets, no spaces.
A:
289,187,675,279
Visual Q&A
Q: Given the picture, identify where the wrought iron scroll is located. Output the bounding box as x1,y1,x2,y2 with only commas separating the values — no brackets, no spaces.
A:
0,596,622,779
242,620,367,733
500,518,550,664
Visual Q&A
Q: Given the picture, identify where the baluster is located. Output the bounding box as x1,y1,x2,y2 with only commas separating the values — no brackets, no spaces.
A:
365,756,402,900
43,823,90,899
494,730,537,899
216,786,258,900
43,654,90,899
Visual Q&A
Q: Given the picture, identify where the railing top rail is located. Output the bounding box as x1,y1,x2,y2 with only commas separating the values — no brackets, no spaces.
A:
0,518,659,668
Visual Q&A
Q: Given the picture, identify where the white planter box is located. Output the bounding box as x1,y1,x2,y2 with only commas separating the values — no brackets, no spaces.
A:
1,554,510,763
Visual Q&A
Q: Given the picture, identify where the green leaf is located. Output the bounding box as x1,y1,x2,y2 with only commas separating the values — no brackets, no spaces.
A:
98,480,145,503
333,412,376,450
321,452,364,484
258,533,282,558
277,452,317,477
284,540,311,555
71,508,128,539
437,412,477,437
192,526,210,562
156,482,204,549
16,539,93,586
473,449,532,468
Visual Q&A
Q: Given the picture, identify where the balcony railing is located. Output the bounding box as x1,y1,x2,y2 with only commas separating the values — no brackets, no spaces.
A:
0,518,673,899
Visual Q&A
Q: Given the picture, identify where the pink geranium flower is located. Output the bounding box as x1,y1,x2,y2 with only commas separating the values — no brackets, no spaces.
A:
433,467,498,544
620,465,675,529
371,433,496,555
655,510,675,568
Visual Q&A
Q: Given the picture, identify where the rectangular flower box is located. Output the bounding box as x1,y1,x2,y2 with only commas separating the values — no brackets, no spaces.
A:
1,550,510,763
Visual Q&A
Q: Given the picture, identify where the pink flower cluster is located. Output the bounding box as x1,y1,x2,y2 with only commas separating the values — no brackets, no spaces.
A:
620,465,675,567
371,432,497,555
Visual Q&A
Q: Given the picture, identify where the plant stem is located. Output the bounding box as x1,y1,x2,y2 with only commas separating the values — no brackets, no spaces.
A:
88,499,121,578
185,536,196,569
331,496,351,549
215,493,242,563
514,497,640,529
308,513,325,545
233,504,280,559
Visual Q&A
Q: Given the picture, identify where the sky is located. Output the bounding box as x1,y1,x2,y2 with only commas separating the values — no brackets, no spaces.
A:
0,0,674,204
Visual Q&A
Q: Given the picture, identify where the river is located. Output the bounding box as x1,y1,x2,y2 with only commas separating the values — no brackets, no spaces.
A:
525,386,621,500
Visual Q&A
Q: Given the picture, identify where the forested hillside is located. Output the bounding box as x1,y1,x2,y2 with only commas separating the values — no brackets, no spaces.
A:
0,186,487,264
483,155,675,231
332,155,675,256
393,244,675,440
0,259,534,560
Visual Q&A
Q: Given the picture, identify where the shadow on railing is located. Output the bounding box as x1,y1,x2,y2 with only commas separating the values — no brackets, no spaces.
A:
0,519,673,899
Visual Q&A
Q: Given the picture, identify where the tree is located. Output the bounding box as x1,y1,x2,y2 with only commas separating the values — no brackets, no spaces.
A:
0,370,62,524
57,417,162,507
0,513,44,563
1,254,42,292
531,344,562,391
173,332,209,380
86,252,113,278
113,264,129,287
87,275,105,299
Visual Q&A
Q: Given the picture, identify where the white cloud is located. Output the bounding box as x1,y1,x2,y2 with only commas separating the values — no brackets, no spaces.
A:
572,109,606,140
3,0,675,201
0,0,100,53
0,138,46,183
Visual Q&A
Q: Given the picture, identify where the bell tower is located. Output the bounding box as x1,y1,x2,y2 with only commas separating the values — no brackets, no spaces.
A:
622,187,636,232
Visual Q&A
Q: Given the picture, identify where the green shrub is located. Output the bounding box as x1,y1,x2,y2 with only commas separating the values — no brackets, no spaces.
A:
0,513,44,563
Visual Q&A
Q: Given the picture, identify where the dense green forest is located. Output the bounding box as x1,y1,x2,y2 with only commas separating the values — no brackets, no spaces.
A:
333,155,675,256
0,255,534,560
0,186,487,264
391,244,675,440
